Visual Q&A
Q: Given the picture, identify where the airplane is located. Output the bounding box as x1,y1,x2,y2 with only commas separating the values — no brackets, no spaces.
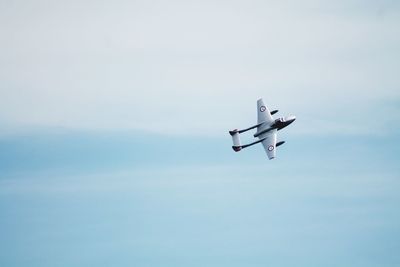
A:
229,98,296,159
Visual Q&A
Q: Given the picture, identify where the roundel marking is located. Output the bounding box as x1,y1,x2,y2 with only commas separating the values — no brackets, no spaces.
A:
260,106,266,112
268,145,274,151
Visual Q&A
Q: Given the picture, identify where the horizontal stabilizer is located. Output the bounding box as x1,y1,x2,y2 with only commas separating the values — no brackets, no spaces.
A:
230,130,241,151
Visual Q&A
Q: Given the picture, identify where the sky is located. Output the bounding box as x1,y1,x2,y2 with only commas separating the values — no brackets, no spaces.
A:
0,0,400,266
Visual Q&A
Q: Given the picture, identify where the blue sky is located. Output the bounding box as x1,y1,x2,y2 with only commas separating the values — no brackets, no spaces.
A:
1,132,399,267
1,0,400,266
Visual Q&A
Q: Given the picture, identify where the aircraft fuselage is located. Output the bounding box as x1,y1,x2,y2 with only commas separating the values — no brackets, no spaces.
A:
253,115,296,138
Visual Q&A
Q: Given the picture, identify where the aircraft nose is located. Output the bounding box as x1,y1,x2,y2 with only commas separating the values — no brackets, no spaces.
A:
287,115,296,122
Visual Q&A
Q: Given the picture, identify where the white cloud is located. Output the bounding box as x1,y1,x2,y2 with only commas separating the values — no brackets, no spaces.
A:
0,0,399,136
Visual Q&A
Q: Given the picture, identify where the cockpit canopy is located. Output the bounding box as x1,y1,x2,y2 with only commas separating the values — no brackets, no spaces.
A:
276,116,296,124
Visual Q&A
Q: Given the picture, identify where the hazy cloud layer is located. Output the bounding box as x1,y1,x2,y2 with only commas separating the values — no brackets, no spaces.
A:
1,0,399,135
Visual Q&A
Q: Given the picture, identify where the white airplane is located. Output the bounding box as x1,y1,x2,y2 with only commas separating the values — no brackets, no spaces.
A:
229,98,296,159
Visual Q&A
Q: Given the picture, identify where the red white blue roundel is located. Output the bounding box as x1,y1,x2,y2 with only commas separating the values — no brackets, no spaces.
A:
260,106,266,112
268,145,274,151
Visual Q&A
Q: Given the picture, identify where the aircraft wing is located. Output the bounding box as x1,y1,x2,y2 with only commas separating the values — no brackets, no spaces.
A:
260,130,277,160
257,98,274,124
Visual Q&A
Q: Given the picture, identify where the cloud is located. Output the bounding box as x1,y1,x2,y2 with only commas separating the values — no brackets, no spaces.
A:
0,0,399,135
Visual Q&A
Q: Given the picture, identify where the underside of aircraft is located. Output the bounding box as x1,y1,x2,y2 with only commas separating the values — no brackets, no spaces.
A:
229,98,296,160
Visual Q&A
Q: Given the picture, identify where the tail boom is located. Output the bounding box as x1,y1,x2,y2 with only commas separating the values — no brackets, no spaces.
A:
231,137,268,152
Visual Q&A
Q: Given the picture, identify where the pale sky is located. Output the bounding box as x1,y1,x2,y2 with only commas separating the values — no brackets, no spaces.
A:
0,1,400,267
1,0,399,135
